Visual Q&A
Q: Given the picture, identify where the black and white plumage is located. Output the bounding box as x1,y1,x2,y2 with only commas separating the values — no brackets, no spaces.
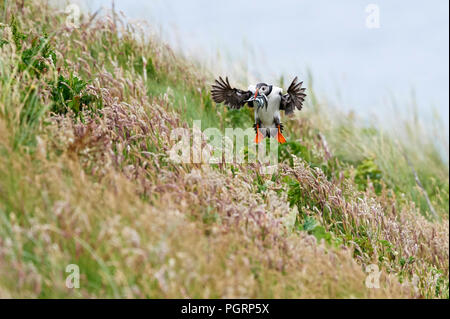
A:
280,77,307,115
210,77,253,109
211,76,306,143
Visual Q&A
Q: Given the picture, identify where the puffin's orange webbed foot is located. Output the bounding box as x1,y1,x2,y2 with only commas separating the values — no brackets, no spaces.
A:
255,124,264,144
277,125,286,144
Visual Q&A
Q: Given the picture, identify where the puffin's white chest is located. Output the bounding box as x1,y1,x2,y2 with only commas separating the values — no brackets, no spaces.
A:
255,93,281,128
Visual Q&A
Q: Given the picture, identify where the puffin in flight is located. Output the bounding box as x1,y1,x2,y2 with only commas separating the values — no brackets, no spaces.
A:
211,76,306,144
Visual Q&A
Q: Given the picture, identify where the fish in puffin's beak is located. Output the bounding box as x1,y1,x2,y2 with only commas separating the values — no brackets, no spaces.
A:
247,89,268,111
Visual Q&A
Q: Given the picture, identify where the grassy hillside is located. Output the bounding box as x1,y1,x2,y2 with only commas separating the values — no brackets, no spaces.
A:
0,1,448,298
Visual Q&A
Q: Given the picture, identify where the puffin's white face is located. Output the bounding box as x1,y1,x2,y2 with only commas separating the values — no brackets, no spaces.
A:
257,84,271,96
249,82,273,99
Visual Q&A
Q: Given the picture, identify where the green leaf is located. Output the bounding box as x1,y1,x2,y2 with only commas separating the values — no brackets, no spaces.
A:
302,216,317,232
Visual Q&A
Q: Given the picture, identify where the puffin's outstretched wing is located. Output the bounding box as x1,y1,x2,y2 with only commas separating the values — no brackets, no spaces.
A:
280,77,306,115
211,76,252,109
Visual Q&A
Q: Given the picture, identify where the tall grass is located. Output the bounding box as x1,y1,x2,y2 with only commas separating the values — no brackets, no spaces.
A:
0,0,448,298
287,77,449,220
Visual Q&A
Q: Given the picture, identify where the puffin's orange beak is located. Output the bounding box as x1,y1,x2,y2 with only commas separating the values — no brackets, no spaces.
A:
254,88,259,99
